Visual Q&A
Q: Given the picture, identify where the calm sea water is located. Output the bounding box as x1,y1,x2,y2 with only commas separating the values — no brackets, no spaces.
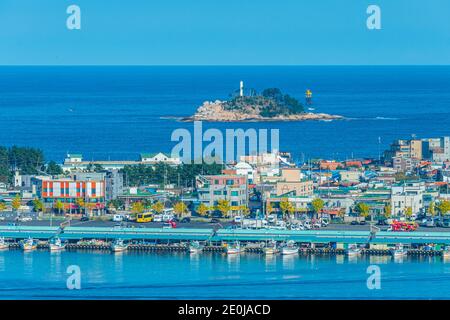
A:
0,66,449,162
1,250,450,299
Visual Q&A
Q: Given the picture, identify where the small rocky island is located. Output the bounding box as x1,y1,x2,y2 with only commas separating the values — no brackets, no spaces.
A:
182,87,343,122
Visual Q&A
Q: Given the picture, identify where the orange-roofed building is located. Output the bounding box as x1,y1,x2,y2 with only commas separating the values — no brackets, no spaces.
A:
320,161,343,170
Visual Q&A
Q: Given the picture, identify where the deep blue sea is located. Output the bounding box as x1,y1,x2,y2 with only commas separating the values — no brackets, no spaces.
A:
2,250,450,299
0,66,449,162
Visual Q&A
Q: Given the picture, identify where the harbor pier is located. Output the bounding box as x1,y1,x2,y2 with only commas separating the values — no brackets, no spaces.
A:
1,226,450,256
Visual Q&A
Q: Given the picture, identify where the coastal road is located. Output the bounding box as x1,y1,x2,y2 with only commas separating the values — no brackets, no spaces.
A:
2,219,450,233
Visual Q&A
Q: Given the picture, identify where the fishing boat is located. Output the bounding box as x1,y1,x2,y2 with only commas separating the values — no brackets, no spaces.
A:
263,241,279,255
225,241,241,255
0,237,8,250
110,239,128,253
281,240,299,255
391,244,407,258
347,244,361,257
49,237,66,251
443,246,450,259
21,237,37,252
189,241,204,254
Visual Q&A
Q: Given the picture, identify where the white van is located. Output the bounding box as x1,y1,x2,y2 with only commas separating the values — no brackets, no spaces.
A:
113,214,124,222
162,214,174,222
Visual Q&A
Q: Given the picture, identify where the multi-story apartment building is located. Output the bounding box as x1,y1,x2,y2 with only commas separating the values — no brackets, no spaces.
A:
275,168,313,197
196,174,248,216
385,137,450,164
390,181,425,216
31,176,106,214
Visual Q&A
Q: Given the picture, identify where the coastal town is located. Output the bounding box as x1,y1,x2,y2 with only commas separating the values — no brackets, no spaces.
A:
1,135,450,236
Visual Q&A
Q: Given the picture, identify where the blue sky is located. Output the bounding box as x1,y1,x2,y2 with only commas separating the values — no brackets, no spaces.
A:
0,0,449,65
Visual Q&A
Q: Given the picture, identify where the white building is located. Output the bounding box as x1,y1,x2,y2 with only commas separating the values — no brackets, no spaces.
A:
391,181,425,216
234,162,256,184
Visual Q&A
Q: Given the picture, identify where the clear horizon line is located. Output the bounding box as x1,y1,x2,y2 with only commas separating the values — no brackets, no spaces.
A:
0,64,449,67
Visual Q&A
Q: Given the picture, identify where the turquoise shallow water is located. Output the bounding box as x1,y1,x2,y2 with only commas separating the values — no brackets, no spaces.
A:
1,250,450,299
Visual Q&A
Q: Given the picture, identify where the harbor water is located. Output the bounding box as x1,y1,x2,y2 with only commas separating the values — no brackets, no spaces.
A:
2,250,450,299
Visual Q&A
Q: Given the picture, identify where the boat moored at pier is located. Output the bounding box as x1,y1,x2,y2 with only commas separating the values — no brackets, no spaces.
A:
49,237,66,251
391,244,408,258
189,241,204,254
281,241,299,255
21,238,37,252
225,241,241,254
110,239,129,253
347,244,362,257
0,237,8,250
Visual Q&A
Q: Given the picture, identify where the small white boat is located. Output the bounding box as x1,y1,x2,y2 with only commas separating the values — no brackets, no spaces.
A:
225,241,241,255
264,241,279,255
110,239,128,253
189,241,204,254
347,244,362,257
391,244,407,258
281,241,299,255
21,238,37,252
49,237,66,251
443,247,450,259
0,237,8,250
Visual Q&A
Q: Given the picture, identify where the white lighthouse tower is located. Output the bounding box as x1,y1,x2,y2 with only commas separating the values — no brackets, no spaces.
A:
239,81,244,97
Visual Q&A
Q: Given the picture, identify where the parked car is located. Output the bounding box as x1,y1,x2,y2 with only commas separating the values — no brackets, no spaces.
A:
20,217,32,222
234,216,242,224
153,214,163,222
210,218,220,224
303,220,312,230
80,216,89,222
180,217,191,223
350,220,359,225
359,220,367,225
162,214,174,222
426,218,436,228
112,214,124,222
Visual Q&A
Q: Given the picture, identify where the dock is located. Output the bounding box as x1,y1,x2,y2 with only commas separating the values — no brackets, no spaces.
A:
2,226,450,245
